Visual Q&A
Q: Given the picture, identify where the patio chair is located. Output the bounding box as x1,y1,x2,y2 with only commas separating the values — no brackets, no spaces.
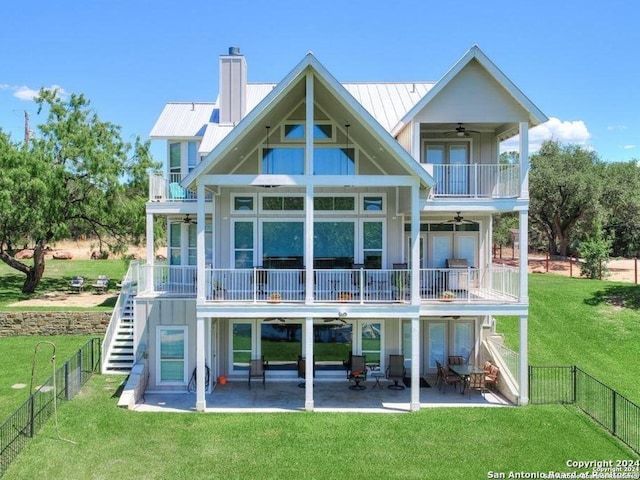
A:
248,356,267,390
297,355,315,388
92,275,109,294
448,355,464,367
485,365,499,390
386,354,406,390
435,360,445,389
347,355,367,390
68,276,84,293
466,372,486,398
438,365,461,393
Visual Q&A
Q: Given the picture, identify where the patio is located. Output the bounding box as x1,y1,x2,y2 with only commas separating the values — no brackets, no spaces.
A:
134,377,511,413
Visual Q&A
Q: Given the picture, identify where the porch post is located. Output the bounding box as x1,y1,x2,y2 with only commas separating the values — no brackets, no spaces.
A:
519,122,529,200
518,315,529,405
304,72,314,304
410,315,420,412
197,183,206,302
410,182,420,305
146,212,154,265
305,316,314,411
196,315,206,411
305,185,314,304
518,210,529,304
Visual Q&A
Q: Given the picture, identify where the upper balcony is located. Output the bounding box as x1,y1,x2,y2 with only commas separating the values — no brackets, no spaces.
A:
149,173,198,203
134,264,521,305
423,163,520,199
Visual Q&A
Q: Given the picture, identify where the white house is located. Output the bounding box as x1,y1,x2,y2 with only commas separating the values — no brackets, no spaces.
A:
103,46,546,412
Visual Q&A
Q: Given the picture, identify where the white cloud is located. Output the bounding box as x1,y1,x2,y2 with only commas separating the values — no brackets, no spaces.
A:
607,125,628,131
622,145,636,150
501,117,591,153
0,84,68,101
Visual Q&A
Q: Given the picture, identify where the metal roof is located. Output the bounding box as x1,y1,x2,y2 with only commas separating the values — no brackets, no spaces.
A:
151,82,433,153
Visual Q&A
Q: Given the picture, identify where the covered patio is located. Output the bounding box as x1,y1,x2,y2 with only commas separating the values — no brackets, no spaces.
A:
134,378,511,413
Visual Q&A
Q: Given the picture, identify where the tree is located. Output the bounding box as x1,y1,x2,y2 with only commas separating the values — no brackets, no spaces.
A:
0,89,158,293
578,222,612,280
529,140,604,256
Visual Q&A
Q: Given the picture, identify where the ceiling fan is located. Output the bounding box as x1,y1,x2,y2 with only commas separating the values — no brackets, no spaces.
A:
323,318,348,324
444,123,479,137
182,214,196,224
444,212,473,225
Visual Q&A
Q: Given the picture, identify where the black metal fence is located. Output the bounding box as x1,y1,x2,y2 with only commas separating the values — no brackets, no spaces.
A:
0,337,101,477
530,365,640,455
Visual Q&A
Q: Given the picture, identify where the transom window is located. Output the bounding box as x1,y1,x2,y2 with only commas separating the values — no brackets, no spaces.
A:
314,196,355,211
282,122,334,141
261,196,304,211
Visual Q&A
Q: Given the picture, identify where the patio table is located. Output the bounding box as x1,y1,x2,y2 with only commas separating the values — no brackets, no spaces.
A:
448,364,484,394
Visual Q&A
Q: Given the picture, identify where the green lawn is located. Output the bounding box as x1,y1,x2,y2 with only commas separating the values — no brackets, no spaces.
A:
0,259,128,311
3,374,636,480
0,335,96,419
496,274,640,400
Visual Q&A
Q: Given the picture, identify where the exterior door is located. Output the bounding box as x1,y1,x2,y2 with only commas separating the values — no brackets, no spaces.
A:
448,145,469,195
430,234,452,268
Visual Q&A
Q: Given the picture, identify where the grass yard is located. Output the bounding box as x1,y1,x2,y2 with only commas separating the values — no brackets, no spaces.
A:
3,374,636,480
496,274,640,400
0,259,128,311
0,335,96,419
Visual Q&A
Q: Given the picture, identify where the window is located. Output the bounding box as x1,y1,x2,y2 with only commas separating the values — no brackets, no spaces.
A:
232,322,253,371
282,123,334,141
187,223,196,266
157,327,187,384
233,195,255,213
428,322,446,369
261,323,301,370
262,148,304,174
234,221,254,268
284,124,304,139
261,196,304,211
452,322,473,361
169,223,181,265
262,222,304,269
314,222,354,269
313,147,354,175
362,195,384,213
313,324,352,371
362,221,383,269
314,196,355,211
169,143,181,181
187,141,198,173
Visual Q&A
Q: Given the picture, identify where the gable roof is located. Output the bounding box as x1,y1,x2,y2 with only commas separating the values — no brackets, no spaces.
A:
181,53,435,189
391,45,548,137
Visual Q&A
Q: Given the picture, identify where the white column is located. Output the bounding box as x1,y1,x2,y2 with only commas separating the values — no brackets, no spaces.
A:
410,182,420,305
410,316,420,412
196,315,206,411
146,212,154,265
305,72,314,304
519,315,529,405
519,210,529,304
305,316,314,411
197,183,206,302
519,122,529,200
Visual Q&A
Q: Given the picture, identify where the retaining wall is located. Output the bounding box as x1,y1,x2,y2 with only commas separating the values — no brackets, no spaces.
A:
0,311,110,336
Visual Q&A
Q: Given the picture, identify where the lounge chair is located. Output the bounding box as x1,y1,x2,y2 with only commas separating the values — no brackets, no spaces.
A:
386,354,406,390
68,276,84,293
347,355,367,390
92,275,109,293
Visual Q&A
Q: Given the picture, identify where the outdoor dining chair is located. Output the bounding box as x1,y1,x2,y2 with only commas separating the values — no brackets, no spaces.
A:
248,356,267,389
386,354,406,390
347,355,367,390
68,276,85,293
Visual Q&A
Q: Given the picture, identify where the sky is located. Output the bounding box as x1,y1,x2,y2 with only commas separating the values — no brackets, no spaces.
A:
1,0,638,165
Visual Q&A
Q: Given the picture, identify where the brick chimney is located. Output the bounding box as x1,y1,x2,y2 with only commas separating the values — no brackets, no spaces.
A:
219,46,247,125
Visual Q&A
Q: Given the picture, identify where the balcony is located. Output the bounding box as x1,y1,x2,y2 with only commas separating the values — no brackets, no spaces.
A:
422,163,520,198
134,264,520,304
149,173,197,202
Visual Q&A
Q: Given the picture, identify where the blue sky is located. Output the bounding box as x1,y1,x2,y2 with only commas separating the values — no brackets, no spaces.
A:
1,0,638,165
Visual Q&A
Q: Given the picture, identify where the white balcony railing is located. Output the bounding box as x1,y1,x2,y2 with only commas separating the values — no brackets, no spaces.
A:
134,265,521,303
427,164,520,198
149,173,197,202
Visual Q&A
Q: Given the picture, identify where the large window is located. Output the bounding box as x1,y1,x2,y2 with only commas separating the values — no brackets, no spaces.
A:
169,223,181,265
314,324,352,371
261,323,301,370
169,143,181,178
262,148,304,174
157,327,187,384
262,222,304,269
314,222,354,269
313,147,354,175
362,221,383,268
187,141,198,173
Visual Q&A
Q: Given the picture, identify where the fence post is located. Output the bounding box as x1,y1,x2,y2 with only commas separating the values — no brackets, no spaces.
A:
78,349,83,386
572,366,577,404
64,360,70,400
612,390,617,435
29,395,35,438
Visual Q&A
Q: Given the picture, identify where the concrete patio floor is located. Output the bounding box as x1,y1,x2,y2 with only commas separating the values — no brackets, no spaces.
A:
133,377,512,413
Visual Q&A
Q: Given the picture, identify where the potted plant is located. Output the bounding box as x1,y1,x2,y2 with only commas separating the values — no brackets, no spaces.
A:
337,292,352,301
439,290,456,301
268,292,282,303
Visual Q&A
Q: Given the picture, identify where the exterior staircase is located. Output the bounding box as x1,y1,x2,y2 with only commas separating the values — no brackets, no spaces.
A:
102,263,139,374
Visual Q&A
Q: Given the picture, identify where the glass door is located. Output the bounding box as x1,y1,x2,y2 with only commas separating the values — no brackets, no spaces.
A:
448,145,469,195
